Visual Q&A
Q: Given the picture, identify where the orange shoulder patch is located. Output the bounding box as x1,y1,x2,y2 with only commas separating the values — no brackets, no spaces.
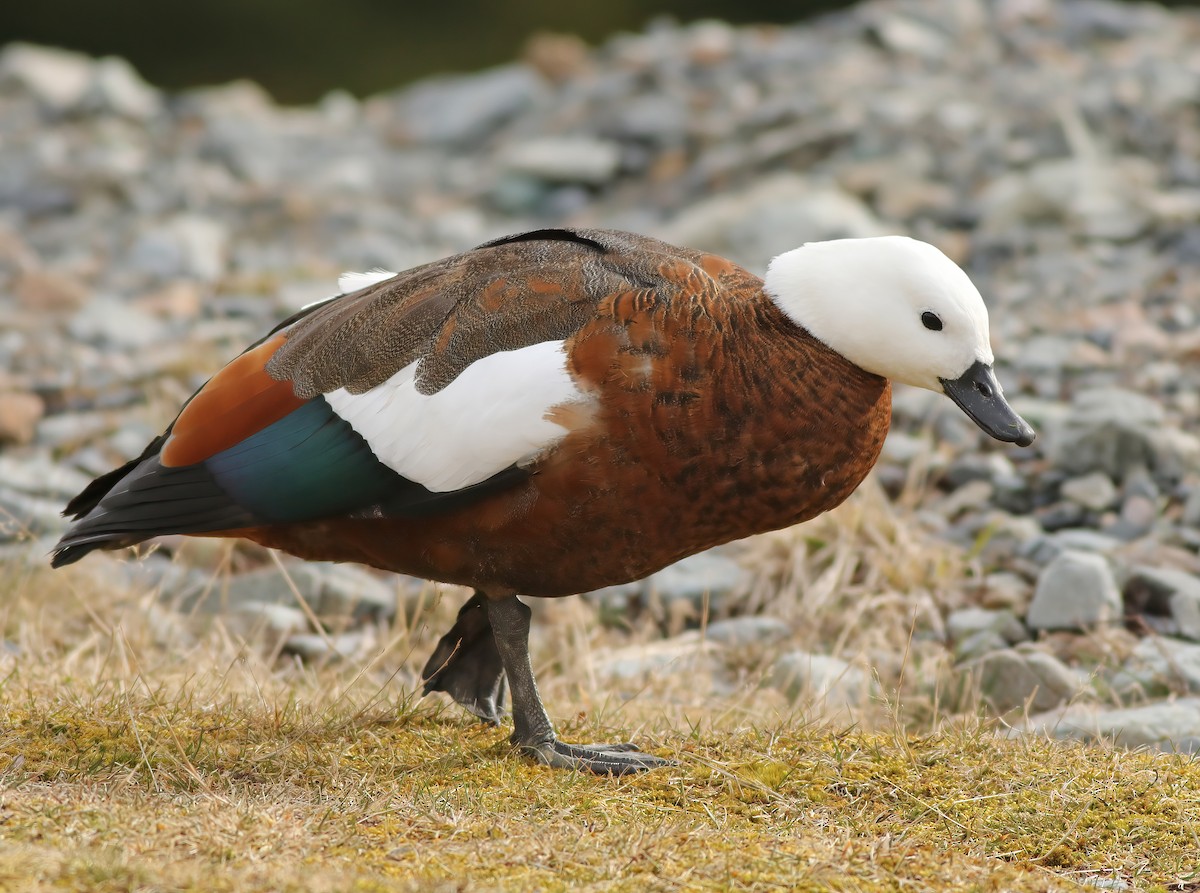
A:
698,253,737,279
161,333,308,467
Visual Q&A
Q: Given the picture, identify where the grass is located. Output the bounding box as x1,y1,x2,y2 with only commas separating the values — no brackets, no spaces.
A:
2,480,1199,891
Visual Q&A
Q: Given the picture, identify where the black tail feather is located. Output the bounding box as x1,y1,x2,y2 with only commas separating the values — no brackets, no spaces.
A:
51,455,258,568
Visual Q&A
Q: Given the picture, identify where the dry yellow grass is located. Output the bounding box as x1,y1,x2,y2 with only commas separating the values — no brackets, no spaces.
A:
2,483,1198,891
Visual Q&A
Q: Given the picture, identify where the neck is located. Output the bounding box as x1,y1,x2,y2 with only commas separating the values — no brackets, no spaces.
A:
763,245,881,375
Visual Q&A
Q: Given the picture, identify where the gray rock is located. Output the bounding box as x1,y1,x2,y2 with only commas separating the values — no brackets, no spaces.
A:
591,634,726,685
68,298,165,349
201,561,400,620
128,215,228,282
767,650,876,709
229,602,310,641
502,137,621,185
1123,566,1200,641
0,487,67,539
604,94,689,144
1020,697,1200,752
972,513,1043,565
934,480,994,519
1019,528,1123,568
0,455,93,499
283,631,373,662
489,173,551,215
660,174,887,272
967,571,1033,612
1027,550,1122,631
869,13,950,60
1049,388,1198,484
85,56,161,119
945,607,1027,646
1050,529,1124,555
1181,486,1200,528
1079,877,1130,892
1034,501,1086,532
969,646,1082,713
644,549,750,610
80,553,211,606
1112,636,1200,697
35,411,113,452
0,43,93,112
880,430,932,466
944,452,1017,490
392,65,543,145
979,156,1156,241
1106,493,1158,541
703,616,790,648
1060,472,1117,511
953,629,1009,663
587,548,751,619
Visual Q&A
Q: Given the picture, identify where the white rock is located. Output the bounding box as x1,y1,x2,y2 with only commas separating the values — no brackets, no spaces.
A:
283,631,373,662
129,215,228,282
969,646,1082,712
946,607,1027,645
767,650,876,710
68,297,165,349
0,43,93,111
1060,472,1118,512
871,14,949,60
503,138,621,185
1027,550,1122,631
86,56,161,119
590,634,725,684
703,616,791,648
1020,698,1200,752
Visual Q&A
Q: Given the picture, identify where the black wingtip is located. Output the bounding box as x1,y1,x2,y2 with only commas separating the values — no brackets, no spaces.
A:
49,529,141,568
49,539,100,568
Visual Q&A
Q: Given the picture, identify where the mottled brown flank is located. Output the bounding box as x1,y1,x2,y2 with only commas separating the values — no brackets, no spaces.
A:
236,228,892,597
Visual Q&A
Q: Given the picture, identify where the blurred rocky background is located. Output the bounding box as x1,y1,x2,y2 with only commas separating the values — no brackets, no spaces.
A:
4,0,1200,754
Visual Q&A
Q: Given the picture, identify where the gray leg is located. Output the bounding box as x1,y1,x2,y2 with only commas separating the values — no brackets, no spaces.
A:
486,594,672,775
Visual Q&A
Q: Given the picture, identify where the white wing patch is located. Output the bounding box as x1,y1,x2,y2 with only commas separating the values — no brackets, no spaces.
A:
323,340,587,492
298,270,399,312
337,269,397,294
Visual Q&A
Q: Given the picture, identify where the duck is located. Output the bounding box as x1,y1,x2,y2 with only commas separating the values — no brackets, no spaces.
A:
51,227,1035,775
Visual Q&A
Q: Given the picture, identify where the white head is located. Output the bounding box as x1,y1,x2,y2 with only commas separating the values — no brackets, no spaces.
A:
764,235,1035,446
764,235,992,391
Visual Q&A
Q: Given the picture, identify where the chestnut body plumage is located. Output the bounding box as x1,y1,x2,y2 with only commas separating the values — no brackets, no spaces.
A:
52,227,1032,774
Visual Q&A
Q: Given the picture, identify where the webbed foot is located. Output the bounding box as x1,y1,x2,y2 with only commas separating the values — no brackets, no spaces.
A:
422,591,507,725
482,595,672,775
518,739,673,775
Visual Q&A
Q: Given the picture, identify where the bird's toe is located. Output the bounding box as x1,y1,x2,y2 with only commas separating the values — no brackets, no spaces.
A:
520,739,673,775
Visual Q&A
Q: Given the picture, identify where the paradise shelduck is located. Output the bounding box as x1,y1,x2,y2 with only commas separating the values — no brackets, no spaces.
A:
51,227,1034,774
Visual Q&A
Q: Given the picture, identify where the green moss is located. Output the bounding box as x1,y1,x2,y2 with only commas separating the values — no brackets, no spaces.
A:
5,691,1193,892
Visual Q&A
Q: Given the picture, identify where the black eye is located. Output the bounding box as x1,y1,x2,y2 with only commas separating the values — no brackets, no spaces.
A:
921,311,943,331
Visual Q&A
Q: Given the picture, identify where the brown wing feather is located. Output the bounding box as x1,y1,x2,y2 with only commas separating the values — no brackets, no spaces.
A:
265,228,721,399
